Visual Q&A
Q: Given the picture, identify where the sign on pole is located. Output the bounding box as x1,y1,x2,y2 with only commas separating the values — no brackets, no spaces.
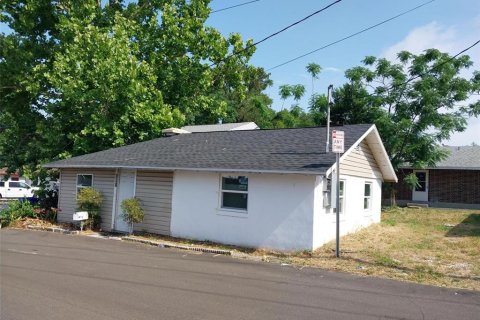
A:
332,130,345,258
332,130,344,153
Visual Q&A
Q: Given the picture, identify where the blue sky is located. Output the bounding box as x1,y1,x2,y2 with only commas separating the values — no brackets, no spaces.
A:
1,0,479,144
206,0,480,145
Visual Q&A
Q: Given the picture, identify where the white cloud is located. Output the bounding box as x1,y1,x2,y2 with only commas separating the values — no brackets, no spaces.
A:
382,22,457,60
382,20,480,145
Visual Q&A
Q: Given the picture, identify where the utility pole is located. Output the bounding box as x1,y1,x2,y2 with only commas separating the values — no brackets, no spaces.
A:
326,85,333,153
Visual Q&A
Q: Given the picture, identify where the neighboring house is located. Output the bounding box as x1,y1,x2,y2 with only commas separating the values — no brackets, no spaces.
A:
44,124,397,251
393,146,480,209
181,122,259,133
0,168,21,181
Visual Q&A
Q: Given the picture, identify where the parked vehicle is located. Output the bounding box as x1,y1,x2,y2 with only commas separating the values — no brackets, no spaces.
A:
0,180,38,198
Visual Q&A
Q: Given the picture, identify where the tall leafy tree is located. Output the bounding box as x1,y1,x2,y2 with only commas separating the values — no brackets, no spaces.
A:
279,84,292,109
332,49,480,169
291,84,306,105
0,0,269,177
306,62,322,97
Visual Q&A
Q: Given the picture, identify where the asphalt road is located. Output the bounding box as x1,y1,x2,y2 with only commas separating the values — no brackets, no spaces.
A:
1,230,479,320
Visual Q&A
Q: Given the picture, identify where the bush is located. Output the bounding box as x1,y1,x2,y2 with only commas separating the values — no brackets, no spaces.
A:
36,187,59,222
77,188,103,230
121,198,144,234
0,200,36,227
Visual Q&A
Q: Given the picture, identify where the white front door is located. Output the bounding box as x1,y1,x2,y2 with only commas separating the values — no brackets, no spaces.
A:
412,170,428,202
115,169,136,232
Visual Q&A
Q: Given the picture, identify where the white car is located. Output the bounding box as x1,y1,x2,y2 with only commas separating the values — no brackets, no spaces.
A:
0,180,38,198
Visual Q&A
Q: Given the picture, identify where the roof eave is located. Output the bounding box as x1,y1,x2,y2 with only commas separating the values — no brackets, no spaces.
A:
44,164,327,176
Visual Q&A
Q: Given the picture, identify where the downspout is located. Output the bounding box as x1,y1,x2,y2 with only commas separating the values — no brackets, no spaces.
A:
111,168,119,231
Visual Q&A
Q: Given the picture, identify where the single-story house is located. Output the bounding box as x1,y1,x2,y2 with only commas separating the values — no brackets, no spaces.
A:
392,145,480,209
44,124,397,251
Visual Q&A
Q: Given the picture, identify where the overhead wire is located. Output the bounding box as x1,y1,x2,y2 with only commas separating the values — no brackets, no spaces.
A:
210,0,342,67
267,0,436,71
210,0,260,14
390,39,480,90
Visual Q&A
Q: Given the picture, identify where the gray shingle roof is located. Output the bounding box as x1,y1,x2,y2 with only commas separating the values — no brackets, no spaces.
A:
44,124,373,174
434,146,480,169
181,122,258,132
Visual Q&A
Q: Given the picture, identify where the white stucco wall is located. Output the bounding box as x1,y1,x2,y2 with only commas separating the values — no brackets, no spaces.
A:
170,171,316,251
313,173,382,249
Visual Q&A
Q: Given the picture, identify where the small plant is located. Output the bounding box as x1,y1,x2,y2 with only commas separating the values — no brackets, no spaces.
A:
120,197,144,234
77,188,103,230
404,173,421,190
0,200,36,227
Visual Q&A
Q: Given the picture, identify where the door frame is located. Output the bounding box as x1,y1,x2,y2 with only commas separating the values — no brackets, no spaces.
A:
112,169,137,232
412,170,428,202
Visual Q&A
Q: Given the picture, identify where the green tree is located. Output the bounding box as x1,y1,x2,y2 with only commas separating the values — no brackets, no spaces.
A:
306,62,322,97
291,84,306,105
279,84,292,109
309,94,328,126
332,49,480,169
0,0,269,178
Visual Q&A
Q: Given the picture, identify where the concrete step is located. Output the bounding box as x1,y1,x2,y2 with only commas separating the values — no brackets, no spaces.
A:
407,202,429,208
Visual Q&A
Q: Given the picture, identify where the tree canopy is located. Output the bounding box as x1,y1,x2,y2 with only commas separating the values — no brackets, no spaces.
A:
1,1,479,181
332,49,480,169
0,0,272,176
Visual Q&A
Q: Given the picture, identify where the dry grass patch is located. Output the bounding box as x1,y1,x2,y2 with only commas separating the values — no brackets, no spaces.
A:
281,207,480,290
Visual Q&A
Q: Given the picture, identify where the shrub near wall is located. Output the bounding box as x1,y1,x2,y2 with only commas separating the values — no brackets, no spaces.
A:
121,197,144,234
77,188,103,230
0,201,36,227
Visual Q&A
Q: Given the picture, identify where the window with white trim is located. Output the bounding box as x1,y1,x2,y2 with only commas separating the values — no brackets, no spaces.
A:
76,174,93,196
333,180,345,214
364,182,372,210
221,176,248,210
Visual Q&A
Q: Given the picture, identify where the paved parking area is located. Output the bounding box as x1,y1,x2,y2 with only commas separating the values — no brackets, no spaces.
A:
1,229,479,320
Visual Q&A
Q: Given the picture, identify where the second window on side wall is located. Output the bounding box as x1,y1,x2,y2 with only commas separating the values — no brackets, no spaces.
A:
76,174,93,196
364,182,372,210
221,176,248,210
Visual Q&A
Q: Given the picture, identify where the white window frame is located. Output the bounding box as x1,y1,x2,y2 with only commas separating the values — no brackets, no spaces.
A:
76,174,94,198
218,174,249,214
333,179,346,214
364,181,372,211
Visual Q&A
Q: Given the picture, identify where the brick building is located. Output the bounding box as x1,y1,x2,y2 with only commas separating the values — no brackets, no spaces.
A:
391,146,480,209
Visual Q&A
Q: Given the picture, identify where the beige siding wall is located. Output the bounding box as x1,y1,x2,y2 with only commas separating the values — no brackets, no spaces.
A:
134,170,173,235
58,169,116,231
340,141,383,179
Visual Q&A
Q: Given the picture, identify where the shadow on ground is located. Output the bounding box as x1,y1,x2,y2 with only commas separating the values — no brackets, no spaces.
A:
446,214,480,237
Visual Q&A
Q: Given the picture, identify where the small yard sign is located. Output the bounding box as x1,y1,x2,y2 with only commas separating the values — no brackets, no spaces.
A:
73,211,88,221
73,211,89,232
332,130,345,153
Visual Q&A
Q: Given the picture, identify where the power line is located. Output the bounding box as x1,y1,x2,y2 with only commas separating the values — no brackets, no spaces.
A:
211,0,260,14
210,0,342,67
267,0,436,71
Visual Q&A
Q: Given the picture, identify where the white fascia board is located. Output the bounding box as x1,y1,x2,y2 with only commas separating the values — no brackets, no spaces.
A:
325,125,398,182
399,166,480,171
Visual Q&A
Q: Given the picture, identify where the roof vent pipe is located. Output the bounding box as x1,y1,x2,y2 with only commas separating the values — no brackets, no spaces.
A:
326,84,333,153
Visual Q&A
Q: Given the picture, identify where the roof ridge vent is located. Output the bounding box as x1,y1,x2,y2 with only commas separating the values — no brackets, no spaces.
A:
162,128,191,137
